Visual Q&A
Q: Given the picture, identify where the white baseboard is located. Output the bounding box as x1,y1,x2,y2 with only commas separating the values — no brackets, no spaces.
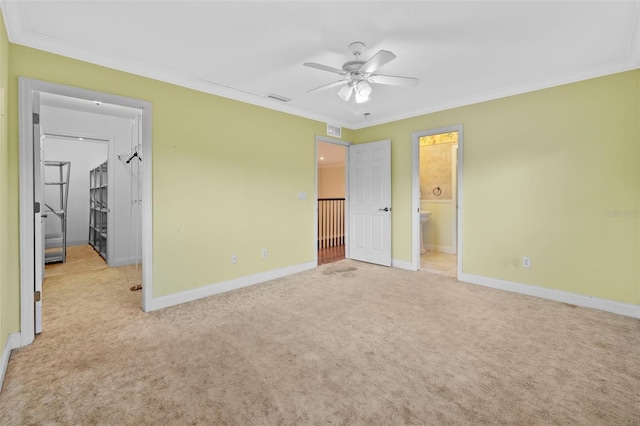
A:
67,240,88,247
392,259,416,271
146,261,317,312
424,244,457,254
110,257,142,267
460,272,640,319
1,333,21,392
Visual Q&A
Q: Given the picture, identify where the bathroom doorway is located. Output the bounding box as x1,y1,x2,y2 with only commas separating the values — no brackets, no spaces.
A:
411,125,463,276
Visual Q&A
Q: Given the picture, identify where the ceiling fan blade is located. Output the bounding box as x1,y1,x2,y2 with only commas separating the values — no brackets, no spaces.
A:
304,62,345,75
307,79,349,93
368,74,419,87
361,50,396,74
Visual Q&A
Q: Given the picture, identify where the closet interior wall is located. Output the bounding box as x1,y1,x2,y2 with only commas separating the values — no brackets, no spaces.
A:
40,104,142,266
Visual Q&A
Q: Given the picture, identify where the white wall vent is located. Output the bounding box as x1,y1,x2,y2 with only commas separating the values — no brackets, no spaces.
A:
327,124,342,138
266,93,291,102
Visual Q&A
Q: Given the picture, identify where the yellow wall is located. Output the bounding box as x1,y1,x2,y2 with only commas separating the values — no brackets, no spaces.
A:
356,71,640,304
1,38,639,355
7,45,326,302
420,201,455,251
0,10,9,355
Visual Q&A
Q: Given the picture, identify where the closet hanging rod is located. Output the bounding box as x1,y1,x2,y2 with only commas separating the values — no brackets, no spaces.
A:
44,132,108,143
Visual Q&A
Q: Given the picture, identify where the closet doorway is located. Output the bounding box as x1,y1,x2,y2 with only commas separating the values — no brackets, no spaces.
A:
18,78,153,346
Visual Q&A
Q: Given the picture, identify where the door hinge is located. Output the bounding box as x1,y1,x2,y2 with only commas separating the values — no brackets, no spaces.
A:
34,202,40,213
34,291,41,302
33,112,40,124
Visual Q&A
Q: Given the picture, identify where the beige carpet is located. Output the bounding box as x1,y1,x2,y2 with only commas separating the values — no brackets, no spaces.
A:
1,246,639,425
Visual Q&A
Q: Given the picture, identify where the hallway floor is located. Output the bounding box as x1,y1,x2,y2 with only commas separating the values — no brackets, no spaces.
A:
420,251,457,277
318,244,345,265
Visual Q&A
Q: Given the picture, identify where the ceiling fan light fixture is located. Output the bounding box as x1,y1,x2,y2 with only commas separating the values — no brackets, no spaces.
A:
355,90,370,104
338,84,353,101
356,81,372,97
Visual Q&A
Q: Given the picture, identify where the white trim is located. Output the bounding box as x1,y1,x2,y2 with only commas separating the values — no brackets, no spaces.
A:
140,104,153,312
146,261,316,312
460,273,640,319
451,144,458,254
412,125,464,277
0,333,21,391
18,80,35,347
18,78,154,347
411,135,420,273
456,128,464,278
392,259,416,271
110,257,142,268
424,244,456,255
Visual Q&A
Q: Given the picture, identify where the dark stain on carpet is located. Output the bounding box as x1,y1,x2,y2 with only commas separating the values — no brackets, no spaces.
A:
322,265,357,277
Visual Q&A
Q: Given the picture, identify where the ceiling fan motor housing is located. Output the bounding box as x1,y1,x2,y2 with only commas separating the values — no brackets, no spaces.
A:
343,61,367,83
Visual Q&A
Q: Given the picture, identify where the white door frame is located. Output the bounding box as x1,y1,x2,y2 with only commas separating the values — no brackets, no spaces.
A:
18,77,153,347
451,144,458,255
411,125,464,275
315,135,351,264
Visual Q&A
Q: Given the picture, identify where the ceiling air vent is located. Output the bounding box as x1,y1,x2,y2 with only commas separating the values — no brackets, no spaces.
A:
266,93,291,103
327,124,342,138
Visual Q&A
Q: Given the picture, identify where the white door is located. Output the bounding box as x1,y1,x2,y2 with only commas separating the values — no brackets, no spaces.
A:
33,93,44,334
348,140,392,266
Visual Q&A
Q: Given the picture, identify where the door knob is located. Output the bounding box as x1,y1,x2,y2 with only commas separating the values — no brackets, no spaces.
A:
378,207,390,212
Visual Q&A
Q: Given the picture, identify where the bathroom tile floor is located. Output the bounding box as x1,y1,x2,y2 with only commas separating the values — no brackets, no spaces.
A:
420,251,457,278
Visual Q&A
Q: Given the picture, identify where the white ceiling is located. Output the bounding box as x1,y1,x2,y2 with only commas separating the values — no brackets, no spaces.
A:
3,1,639,129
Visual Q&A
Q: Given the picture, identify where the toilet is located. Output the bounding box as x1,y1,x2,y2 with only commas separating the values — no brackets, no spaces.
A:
420,211,432,254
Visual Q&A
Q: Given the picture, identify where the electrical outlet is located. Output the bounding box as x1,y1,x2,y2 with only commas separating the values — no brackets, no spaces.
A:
262,248,268,259
231,254,238,264
522,256,531,268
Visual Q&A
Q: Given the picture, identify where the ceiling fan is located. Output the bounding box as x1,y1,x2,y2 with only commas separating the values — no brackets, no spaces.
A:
304,42,419,103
